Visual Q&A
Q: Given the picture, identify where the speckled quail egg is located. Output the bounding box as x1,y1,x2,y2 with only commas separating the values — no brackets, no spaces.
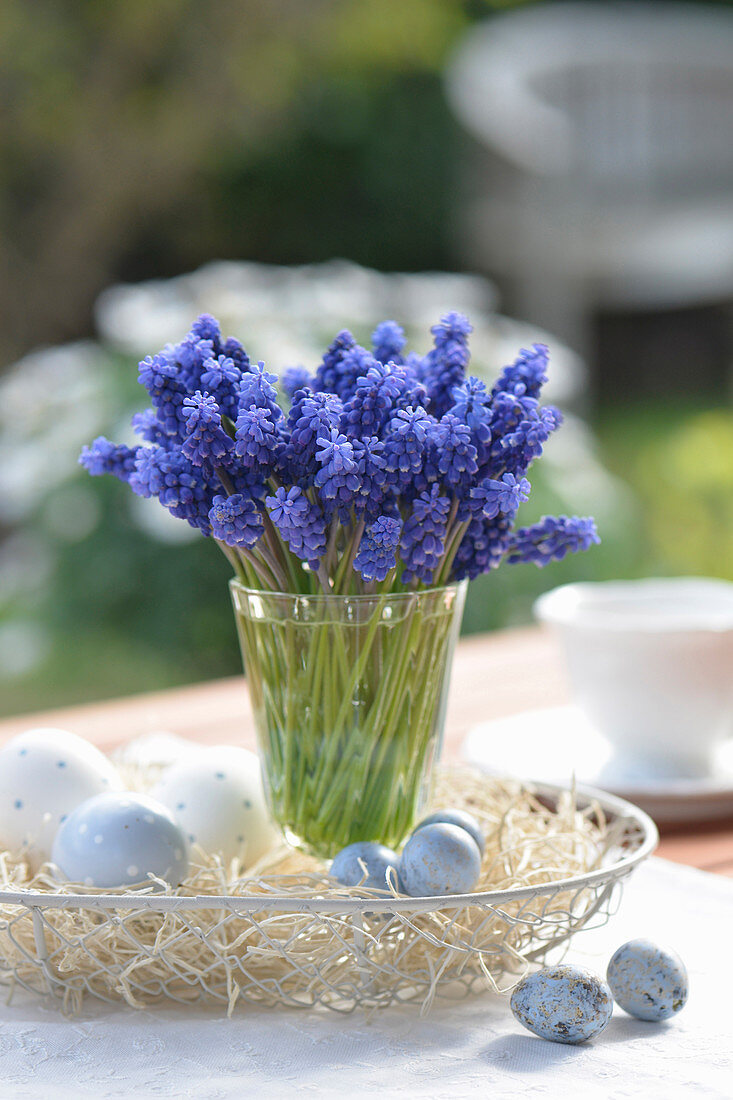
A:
510,964,614,1044
52,791,188,889
152,746,279,866
399,822,482,897
0,727,123,869
330,842,402,891
413,809,485,855
607,939,689,1021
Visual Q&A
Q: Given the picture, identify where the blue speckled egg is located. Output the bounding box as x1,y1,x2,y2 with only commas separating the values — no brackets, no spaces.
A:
413,809,485,855
330,842,401,891
607,939,688,1021
399,822,482,897
52,792,188,889
510,964,613,1044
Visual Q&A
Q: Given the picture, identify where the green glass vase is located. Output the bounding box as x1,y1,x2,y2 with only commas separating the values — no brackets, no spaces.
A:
230,581,467,859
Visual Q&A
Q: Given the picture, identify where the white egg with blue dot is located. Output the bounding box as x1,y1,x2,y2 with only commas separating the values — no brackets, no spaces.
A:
52,792,188,888
399,822,482,897
0,728,123,869
412,809,485,855
330,842,401,891
152,746,279,866
607,939,689,1021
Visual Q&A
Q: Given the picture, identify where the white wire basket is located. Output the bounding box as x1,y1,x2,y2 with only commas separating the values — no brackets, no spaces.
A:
0,779,657,1015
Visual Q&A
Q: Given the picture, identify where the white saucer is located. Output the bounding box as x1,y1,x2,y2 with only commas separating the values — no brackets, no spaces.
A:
462,705,733,826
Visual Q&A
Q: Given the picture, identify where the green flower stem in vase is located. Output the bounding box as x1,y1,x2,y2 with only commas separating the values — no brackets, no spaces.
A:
230,580,467,858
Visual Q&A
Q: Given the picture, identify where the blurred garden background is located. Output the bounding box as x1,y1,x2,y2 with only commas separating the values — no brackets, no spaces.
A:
1,0,732,717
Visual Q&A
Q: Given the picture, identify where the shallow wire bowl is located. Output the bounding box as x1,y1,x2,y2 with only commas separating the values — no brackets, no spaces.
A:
0,778,657,1015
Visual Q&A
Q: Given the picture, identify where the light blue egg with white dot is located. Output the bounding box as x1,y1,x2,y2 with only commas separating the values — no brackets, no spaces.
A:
52,792,188,889
330,842,401,891
607,939,688,1021
399,822,482,897
413,809,485,855
510,964,613,1044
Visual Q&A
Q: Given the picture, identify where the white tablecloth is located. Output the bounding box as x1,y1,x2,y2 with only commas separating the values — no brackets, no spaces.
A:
0,858,730,1099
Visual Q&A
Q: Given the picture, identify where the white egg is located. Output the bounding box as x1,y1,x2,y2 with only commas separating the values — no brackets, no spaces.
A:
52,792,188,889
0,728,123,869
152,746,279,866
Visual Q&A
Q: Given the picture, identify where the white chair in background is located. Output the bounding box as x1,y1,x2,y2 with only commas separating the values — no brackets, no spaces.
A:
445,2,733,364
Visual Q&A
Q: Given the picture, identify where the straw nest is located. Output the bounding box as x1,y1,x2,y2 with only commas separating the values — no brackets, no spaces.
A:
0,767,629,1015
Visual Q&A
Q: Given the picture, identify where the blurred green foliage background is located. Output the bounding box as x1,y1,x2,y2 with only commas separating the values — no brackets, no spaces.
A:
0,0,468,365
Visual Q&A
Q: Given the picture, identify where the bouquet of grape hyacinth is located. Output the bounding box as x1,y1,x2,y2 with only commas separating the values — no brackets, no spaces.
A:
81,312,598,854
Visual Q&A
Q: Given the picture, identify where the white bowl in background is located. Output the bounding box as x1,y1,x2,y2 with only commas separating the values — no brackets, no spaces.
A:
534,578,733,780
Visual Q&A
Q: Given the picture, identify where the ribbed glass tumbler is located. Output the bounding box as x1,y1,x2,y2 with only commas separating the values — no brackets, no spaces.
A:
230,581,467,859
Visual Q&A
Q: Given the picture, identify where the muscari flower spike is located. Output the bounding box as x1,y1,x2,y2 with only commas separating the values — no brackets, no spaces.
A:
506,515,600,566
129,446,213,532
471,472,531,520
421,312,472,417
331,345,382,404
314,429,361,513
181,392,234,467
492,343,549,400
372,320,406,366
449,375,492,465
234,405,280,472
189,313,222,346
79,437,139,481
266,485,327,562
354,516,402,583
285,391,343,479
313,330,359,398
238,362,283,421
400,485,451,585
138,352,188,437
221,335,251,373
351,435,389,518
383,406,431,492
429,413,479,492
281,365,314,398
208,493,263,548
172,314,221,382
453,515,513,581
342,360,410,439
487,390,562,478
131,409,173,447
200,354,241,394
176,326,248,418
